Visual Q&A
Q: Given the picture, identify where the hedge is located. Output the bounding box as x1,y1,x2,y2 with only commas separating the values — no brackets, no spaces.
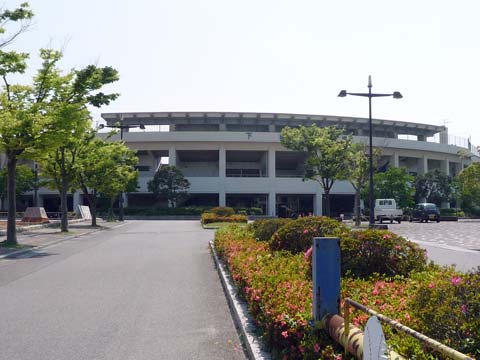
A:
201,212,248,224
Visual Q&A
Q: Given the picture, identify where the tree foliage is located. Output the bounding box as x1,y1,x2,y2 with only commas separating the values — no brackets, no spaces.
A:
363,166,415,209
346,143,381,225
78,138,138,224
0,164,34,208
35,52,120,232
280,125,353,217
456,163,480,208
414,169,452,205
147,165,190,208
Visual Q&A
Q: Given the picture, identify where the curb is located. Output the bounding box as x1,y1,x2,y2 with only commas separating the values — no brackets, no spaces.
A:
209,241,271,360
0,221,127,260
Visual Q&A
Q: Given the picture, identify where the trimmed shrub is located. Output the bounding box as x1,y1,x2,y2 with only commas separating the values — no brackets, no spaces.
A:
247,218,293,242
248,207,263,215
201,212,248,224
210,206,235,217
270,216,349,253
341,229,427,278
410,269,480,357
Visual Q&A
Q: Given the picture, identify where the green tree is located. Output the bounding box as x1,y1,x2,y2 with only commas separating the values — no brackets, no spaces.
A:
77,138,138,226
347,143,381,226
147,165,190,208
280,125,352,217
456,163,480,209
0,2,35,244
414,169,452,206
0,164,34,210
363,166,415,209
36,58,119,232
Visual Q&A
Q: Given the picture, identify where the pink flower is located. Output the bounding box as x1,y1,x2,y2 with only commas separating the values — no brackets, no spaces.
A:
451,276,462,286
372,288,379,295
428,282,435,288
304,246,313,260
383,234,392,240
298,345,305,353
303,229,309,234
404,313,411,321
461,304,468,314
281,331,288,338
394,245,401,250
313,343,321,353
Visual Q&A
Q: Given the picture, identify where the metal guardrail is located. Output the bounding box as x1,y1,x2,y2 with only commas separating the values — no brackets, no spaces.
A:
344,298,474,360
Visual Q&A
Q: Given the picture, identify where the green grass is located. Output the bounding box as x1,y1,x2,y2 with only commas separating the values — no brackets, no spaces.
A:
202,222,247,229
0,241,33,249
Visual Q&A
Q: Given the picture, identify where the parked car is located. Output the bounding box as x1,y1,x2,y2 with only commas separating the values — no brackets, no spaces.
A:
374,199,402,223
409,203,440,223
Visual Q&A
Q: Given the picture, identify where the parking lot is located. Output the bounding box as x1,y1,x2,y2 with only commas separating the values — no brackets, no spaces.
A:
385,219,480,271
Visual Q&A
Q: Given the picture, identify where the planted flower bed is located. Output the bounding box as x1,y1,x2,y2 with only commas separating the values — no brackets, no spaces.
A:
214,218,479,359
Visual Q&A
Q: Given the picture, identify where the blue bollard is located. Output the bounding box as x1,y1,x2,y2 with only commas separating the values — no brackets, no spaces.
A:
312,237,341,322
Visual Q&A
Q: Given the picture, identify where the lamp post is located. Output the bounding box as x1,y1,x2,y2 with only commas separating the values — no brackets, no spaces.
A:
98,122,145,221
338,75,402,227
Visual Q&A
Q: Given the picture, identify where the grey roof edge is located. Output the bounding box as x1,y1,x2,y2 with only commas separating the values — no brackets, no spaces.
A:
101,111,447,133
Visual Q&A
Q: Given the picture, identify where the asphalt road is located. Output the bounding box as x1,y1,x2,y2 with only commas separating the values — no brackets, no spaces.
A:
0,221,246,360
387,219,480,272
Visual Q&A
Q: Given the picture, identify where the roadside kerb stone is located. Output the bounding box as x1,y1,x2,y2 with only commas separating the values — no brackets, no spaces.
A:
0,220,125,260
209,241,272,360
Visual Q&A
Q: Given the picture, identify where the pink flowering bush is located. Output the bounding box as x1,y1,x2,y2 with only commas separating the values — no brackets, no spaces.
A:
214,225,475,359
410,268,480,357
214,225,344,359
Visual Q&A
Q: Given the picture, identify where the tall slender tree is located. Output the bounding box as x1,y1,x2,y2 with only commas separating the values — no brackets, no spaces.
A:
36,61,119,232
347,143,381,226
281,125,353,217
77,138,138,226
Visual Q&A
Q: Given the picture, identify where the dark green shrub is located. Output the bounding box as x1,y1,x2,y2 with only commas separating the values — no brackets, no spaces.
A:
210,206,235,217
201,212,248,224
341,229,427,278
410,269,480,357
247,218,293,241
248,207,263,215
270,216,349,253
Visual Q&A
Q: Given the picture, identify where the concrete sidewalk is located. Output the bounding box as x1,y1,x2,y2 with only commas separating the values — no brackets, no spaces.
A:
0,219,122,258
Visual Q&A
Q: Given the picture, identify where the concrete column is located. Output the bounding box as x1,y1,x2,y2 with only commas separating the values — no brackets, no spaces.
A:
442,159,450,176
268,148,275,178
314,192,323,216
439,130,449,144
392,153,399,168
38,195,44,207
419,156,428,175
219,146,226,206
122,193,129,208
73,191,81,214
168,146,176,166
268,192,276,216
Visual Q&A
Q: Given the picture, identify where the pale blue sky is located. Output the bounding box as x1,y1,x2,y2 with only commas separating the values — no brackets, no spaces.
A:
9,0,480,145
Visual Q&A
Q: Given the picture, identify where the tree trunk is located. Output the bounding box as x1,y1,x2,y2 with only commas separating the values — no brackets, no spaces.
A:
60,177,69,232
354,189,361,226
6,153,17,245
324,190,331,217
91,191,97,227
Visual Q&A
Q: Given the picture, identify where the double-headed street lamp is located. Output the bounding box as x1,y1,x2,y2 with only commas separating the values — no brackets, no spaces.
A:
338,75,402,227
98,122,145,221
